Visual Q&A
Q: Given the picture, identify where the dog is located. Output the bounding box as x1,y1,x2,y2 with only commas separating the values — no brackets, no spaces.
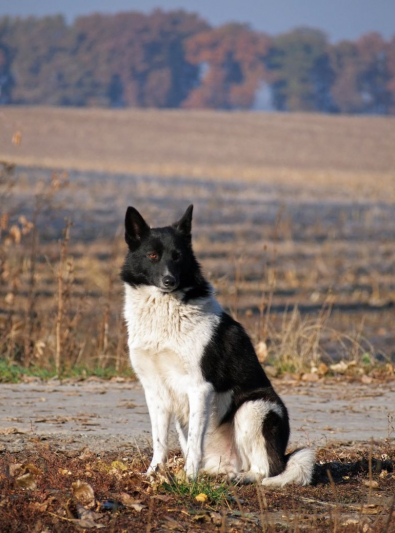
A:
122,205,315,486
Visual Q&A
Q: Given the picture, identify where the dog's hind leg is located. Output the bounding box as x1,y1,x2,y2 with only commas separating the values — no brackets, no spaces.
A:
201,422,240,477
233,400,288,484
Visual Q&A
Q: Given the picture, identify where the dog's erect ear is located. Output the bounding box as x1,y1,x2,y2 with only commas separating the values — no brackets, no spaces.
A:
125,207,150,248
173,204,193,239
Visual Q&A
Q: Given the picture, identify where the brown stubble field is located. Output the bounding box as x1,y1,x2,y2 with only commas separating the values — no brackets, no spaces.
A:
0,107,394,531
0,106,394,374
1,106,395,200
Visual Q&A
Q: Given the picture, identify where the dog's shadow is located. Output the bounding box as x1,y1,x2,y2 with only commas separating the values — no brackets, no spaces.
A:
312,455,394,485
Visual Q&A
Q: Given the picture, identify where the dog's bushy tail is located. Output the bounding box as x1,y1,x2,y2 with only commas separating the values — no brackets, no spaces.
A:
261,448,315,487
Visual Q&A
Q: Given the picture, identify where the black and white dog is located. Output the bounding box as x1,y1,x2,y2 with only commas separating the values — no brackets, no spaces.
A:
122,205,314,486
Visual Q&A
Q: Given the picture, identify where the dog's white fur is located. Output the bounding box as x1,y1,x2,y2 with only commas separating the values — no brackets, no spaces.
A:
124,283,314,485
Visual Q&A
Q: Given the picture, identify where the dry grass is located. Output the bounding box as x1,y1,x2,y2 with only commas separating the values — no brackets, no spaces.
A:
1,107,395,201
0,106,395,377
0,159,394,377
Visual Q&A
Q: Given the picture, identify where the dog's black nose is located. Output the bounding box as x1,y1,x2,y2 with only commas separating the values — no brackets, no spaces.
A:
162,275,176,288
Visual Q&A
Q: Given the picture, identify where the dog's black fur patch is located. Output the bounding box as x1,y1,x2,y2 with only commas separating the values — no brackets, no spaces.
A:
201,312,291,476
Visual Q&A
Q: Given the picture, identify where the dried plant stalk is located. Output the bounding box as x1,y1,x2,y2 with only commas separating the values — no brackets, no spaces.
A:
55,220,72,376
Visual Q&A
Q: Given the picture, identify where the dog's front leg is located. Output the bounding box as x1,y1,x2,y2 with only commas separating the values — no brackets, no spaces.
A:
175,418,188,457
144,387,171,474
185,383,213,479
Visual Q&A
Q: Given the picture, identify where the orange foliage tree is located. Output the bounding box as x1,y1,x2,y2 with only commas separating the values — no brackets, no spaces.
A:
183,24,272,109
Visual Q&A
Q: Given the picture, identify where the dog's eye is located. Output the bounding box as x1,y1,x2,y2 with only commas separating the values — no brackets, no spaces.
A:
147,252,158,261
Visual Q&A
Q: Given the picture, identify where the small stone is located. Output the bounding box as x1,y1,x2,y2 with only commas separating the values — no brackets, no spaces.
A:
264,365,278,378
301,372,319,382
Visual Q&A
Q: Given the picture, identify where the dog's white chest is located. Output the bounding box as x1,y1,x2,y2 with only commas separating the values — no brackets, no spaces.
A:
123,285,221,377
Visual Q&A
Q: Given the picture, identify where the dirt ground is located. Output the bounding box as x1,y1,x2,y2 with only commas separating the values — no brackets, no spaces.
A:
0,380,394,532
0,379,394,452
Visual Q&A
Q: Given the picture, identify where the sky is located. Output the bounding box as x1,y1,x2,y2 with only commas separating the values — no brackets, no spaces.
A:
0,0,394,42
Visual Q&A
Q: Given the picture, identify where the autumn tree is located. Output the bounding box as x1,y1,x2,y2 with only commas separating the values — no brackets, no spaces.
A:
0,11,393,114
183,23,272,109
73,9,208,107
3,15,78,105
356,32,391,114
387,36,395,114
0,17,15,104
268,28,333,112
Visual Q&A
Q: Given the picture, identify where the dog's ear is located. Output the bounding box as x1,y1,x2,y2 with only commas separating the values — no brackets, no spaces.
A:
173,204,193,240
125,207,150,248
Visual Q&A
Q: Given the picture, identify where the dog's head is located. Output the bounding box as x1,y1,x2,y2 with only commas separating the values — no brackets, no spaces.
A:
121,205,204,293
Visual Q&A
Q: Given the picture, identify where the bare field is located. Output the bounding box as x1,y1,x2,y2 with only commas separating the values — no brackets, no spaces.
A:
0,107,394,373
1,165,394,375
1,107,395,201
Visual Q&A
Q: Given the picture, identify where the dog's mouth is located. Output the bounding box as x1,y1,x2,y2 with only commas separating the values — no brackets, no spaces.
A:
159,284,179,293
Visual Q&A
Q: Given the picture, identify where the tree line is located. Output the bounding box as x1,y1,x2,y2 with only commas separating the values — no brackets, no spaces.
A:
0,9,394,114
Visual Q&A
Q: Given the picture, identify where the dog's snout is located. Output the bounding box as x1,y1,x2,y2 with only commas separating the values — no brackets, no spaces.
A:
162,275,176,288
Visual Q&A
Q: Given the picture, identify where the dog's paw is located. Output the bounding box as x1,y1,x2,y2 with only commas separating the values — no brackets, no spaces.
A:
226,471,239,482
145,462,163,476
184,465,199,481
234,472,262,485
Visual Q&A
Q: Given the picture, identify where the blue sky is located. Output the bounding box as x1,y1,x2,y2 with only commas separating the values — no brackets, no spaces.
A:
1,0,394,42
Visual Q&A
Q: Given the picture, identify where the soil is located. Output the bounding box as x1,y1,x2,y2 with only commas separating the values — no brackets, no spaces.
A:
0,379,394,453
0,380,394,532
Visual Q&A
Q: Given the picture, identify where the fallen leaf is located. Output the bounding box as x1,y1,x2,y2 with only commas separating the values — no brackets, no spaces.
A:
119,492,146,512
16,472,37,490
361,504,382,515
24,463,41,475
163,516,184,530
29,496,57,513
192,513,210,522
0,427,29,435
78,448,94,460
330,361,349,373
59,468,72,476
110,460,128,471
72,480,96,509
317,362,329,376
210,511,223,525
12,131,22,146
151,494,171,501
77,503,103,521
175,469,187,483
363,479,379,489
342,518,359,526
9,463,24,477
